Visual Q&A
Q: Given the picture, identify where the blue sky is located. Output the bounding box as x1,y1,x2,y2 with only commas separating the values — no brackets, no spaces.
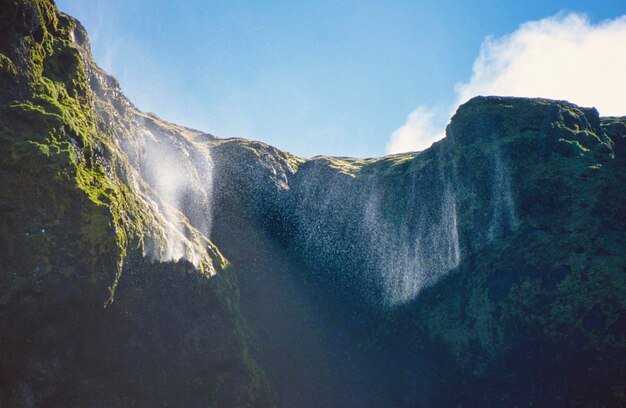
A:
56,0,625,158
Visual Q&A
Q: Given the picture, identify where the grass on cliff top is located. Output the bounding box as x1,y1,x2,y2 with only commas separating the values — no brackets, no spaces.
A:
305,151,418,178
205,134,420,179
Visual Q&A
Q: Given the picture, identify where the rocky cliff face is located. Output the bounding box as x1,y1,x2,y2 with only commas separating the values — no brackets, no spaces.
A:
208,97,626,406
1,1,625,407
0,1,270,406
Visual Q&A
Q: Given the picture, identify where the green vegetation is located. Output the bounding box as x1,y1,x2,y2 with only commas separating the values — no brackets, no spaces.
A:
0,1,271,406
383,97,626,405
1,1,147,301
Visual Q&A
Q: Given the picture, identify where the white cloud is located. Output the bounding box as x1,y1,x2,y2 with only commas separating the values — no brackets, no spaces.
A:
385,106,446,154
387,13,626,154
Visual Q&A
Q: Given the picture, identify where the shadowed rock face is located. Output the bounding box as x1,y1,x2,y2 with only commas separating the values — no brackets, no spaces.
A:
1,1,625,407
208,97,625,406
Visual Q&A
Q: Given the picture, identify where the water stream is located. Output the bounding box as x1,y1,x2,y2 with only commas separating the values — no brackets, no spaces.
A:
116,124,215,268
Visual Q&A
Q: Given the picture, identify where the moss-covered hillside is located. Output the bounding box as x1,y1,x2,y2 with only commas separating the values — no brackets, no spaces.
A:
0,1,270,406
395,98,626,406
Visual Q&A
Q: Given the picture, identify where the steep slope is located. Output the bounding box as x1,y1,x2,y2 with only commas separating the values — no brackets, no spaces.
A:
1,1,625,407
390,98,626,406
0,1,270,406
206,97,625,406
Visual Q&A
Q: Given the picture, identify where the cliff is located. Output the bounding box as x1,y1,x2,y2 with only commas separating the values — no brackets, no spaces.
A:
0,1,270,406
207,97,625,406
0,1,625,407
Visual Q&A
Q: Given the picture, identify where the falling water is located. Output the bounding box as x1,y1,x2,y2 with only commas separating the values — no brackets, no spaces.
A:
362,147,461,306
105,116,517,306
117,123,216,269
488,146,519,239
287,146,462,307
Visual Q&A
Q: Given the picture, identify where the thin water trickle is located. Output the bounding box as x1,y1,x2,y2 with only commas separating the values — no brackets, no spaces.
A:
488,147,519,239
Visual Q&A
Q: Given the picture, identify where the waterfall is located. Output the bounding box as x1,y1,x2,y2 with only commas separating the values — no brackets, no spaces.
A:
363,147,461,306
488,146,519,239
287,147,464,307
116,123,216,269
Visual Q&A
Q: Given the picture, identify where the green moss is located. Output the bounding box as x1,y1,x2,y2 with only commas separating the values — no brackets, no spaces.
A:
0,2,273,404
354,97,626,403
0,1,163,304
0,53,17,76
